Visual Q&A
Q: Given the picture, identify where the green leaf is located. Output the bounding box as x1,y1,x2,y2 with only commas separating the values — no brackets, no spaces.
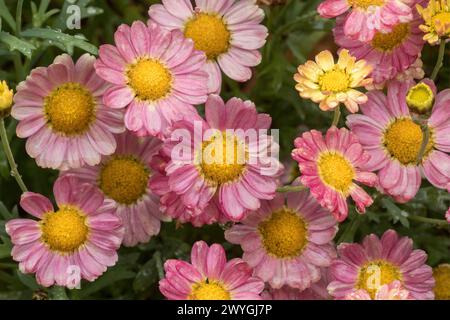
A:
0,202,14,220
0,270,16,284
31,1,60,28
0,31,35,58
76,267,135,299
21,28,98,55
160,237,191,261
0,0,16,31
16,271,40,291
0,242,11,259
336,212,362,244
133,257,158,293
381,198,410,228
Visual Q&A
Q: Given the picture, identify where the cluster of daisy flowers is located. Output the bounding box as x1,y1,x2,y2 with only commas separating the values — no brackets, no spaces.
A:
0,0,449,301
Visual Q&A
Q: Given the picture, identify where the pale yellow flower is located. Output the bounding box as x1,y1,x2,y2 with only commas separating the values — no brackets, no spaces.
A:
294,49,373,113
0,80,13,118
417,0,450,45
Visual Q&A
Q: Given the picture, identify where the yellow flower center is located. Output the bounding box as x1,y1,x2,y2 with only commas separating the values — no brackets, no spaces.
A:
318,68,351,93
383,119,434,165
41,205,89,253
184,13,231,60
349,0,385,9
199,132,247,186
432,12,450,34
317,152,355,194
356,260,403,299
433,264,450,300
127,58,172,101
258,207,308,258
189,280,231,300
406,83,434,113
372,23,410,52
44,82,95,136
99,156,149,205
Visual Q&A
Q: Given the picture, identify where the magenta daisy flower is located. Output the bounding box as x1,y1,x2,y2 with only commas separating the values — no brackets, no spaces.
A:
5,175,123,288
318,0,414,42
292,126,378,222
148,0,268,94
95,21,208,138
328,230,435,300
347,79,450,203
62,132,165,247
12,54,124,170
159,241,264,300
161,94,282,222
225,192,337,290
333,5,425,86
345,280,413,300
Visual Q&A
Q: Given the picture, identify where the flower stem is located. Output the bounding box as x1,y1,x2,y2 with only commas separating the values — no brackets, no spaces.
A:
332,105,341,127
407,215,448,227
416,125,430,164
0,119,28,193
276,185,306,193
431,40,446,81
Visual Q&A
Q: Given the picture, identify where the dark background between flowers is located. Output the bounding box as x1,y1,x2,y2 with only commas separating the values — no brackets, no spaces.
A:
0,0,448,300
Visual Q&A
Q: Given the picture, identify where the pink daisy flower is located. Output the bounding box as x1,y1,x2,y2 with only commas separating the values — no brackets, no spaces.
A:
328,229,435,300
446,207,450,223
291,126,378,222
148,0,268,94
5,175,124,288
161,94,282,222
333,5,425,85
62,132,166,247
159,241,264,300
262,268,332,300
95,21,208,138
347,79,450,203
149,150,223,227
225,192,337,290
318,0,414,42
12,54,124,170
345,280,413,300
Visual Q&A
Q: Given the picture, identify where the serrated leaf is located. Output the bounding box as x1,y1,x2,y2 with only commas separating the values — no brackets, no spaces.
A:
21,28,98,55
0,32,35,58
381,198,410,228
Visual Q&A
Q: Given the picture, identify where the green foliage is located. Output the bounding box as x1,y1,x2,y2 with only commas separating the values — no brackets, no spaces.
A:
0,0,448,300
